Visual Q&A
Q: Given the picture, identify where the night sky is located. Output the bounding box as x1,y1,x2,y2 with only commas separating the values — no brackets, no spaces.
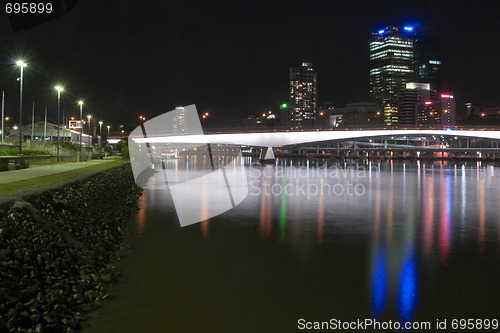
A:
1,0,499,128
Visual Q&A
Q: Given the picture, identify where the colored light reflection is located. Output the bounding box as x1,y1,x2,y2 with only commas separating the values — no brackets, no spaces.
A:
479,179,486,252
386,173,394,241
279,176,287,243
259,177,272,240
438,175,451,266
316,178,324,244
371,248,387,317
422,177,434,256
398,250,417,322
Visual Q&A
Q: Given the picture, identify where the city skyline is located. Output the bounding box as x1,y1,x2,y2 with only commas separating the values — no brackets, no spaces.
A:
1,0,499,128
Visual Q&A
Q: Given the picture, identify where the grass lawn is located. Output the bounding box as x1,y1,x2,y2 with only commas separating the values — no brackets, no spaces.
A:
0,159,129,197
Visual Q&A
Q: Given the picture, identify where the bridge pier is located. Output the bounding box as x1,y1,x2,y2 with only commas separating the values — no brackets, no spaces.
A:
260,147,276,161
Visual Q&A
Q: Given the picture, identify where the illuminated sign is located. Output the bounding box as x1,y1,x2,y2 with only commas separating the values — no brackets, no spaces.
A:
404,26,414,32
425,101,432,105
441,94,453,99
69,120,82,129
378,30,385,35
406,82,430,90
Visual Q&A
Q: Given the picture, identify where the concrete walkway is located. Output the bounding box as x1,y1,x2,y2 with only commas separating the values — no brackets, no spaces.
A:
0,158,118,184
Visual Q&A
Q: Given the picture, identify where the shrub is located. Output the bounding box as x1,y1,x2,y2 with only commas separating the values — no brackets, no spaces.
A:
121,146,130,159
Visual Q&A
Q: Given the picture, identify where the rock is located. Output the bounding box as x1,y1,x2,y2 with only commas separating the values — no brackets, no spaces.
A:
0,165,141,331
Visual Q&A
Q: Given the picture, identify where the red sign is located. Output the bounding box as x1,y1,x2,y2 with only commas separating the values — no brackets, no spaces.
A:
69,120,82,129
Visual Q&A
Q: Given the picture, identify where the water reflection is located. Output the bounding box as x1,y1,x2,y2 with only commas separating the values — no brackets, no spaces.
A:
108,158,500,332
371,248,387,318
479,176,486,252
422,177,434,256
279,176,287,243
438,175,451,266
316,177,324,245
398,249,417,322
259,170,272,240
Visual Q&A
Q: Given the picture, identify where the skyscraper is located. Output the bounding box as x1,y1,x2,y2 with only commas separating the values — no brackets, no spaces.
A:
370,26,415,127
290,62,317,128
370,25,442,127
398,82,436,126
414,32,441,92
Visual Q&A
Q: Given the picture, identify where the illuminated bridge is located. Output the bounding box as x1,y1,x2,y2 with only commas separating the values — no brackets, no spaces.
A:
132,129,500,160
136,129,500,147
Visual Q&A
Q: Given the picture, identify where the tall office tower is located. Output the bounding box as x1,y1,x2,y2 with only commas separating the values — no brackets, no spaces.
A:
290,62,317,128
398,82,437,126
414,33,441,91
418,93,456,128
370,26,416,126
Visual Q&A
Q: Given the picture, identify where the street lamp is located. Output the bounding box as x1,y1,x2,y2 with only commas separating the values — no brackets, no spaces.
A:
78,100,83,155
16,60,26,154
55,85,64,162
99,121,103,152
87,115,92,145
107,125,110,137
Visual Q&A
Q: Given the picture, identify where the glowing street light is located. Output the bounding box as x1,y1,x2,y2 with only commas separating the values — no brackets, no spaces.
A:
99,121,103,152
16,60,26,154
78,100,83,155
1,90,4,145
87,115,92,145
107,125,110,137
55,85,64,162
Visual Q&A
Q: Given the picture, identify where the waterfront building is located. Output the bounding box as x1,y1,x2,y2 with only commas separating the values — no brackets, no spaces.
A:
318,102,382,129
290,62,317,128
398,82,436,126
417,93,456,128
414,30,441,91
370,25,441,127
370,26,415,126
9,121,91,144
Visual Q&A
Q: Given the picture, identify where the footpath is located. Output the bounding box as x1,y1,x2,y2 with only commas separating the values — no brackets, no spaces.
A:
0,157,129,204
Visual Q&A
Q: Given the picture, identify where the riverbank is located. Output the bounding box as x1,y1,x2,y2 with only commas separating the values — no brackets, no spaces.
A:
0,158,127,204
0,164,142,332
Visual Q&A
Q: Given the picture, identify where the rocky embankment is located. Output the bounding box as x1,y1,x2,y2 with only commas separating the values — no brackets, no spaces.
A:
0,164,142,332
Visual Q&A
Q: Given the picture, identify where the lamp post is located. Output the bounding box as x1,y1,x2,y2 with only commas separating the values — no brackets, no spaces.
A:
99,121,103,152
1,90,4,145
55,86,64,162
78,101,83,155
16,60,26,154
107,125,110,137
87,115,92,145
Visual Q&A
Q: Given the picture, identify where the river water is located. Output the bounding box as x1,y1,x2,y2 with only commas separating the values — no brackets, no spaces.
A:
86,158,500,332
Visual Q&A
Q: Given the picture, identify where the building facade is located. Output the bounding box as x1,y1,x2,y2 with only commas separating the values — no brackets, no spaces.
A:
398,82,436,126
370,26,415,126
414,32,441,91
9,121,92,144
317,102,383,129
290,62,317,128
418,94,456,128
370,25,441,127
